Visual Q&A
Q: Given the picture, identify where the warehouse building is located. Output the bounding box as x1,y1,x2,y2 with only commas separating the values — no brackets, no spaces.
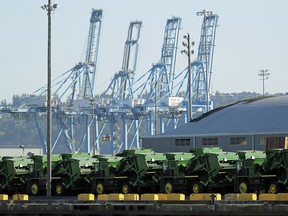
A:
142,95,288,152
0,147,43,156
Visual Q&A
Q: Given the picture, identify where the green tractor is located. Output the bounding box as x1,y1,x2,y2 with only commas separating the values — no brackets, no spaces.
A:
0,154,46,195
261,149,288,193
115,149,167,194
159,152,193,194
186,148,240,194
90,154,124,195
51,153,95,196
234,150,266,193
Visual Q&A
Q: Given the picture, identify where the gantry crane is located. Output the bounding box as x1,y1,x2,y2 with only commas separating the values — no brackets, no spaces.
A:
174,13,219,119
99,21,142,153
2,11,219,155
56,9,103,153
191,13,219,113
102,21,142,101
6,9,104,154
128,17,182,137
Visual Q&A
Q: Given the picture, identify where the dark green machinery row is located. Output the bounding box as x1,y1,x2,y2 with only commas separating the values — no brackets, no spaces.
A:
0,147,288,196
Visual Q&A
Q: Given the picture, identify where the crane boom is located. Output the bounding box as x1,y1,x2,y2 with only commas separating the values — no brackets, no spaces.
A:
192,14,218,111
102,21,142,101
80,9,103,99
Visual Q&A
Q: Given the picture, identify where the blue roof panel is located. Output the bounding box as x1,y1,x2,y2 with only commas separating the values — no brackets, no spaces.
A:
161,95,288,136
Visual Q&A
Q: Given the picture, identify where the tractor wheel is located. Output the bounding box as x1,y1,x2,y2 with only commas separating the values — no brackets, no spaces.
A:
30,181,39,196
54,182,66,196
238,181,248,193
191,181,204,194
121,181,132,194
268,181,281,194
164,181,173,194
96,182,105,195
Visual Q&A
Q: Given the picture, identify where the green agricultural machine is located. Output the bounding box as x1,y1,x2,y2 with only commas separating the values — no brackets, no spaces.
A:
0,155,46,195
51,153,95,195
234,150,266,193
115,149,168,193
3,147,288,196
186,148,240,194
90,154,124,194
261,149,288,193
159,152,194,194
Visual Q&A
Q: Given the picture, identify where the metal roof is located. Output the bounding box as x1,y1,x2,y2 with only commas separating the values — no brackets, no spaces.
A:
158,95,288,137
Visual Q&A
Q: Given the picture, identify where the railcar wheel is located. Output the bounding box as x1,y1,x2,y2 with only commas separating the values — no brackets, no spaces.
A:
191,181,203,194
239,181,248,193
30,182,39,196
96,182,105,195
54,182,65,196
164,181,173,194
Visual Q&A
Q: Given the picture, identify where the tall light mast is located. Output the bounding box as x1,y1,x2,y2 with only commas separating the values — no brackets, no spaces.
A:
41,0,58,198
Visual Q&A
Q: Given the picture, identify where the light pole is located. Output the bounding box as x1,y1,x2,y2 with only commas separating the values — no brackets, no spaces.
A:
20,145,25,157
181,33,195,121
41,0,57,197
197,9,213,112
258,69,270,95
16,122,21,146
154,76,158,135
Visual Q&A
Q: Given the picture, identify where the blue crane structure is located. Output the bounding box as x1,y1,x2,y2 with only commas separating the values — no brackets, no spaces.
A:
133,17,183,136
99,21,142,153
51,9,103,154
174,13,219,118
190,13,219,113
5,9,103,154
1,10,219,155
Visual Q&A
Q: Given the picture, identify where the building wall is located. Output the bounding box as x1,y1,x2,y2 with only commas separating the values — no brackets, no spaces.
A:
143,137,194,152
0,148,43,156
142,134,287,152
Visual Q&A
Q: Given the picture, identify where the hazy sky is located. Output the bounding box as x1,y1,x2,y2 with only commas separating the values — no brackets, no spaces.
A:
1,0,287,102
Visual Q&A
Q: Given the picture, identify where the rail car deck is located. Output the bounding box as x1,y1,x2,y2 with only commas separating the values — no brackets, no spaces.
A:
1,196,288,216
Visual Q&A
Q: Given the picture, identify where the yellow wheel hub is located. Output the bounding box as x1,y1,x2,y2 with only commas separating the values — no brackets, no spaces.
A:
269,183,277,194
96,183,104,194
122,184,129,194
239,182,248,193
192,183,200,193
164,182,173,194
56,184,63,195
31,183,38,195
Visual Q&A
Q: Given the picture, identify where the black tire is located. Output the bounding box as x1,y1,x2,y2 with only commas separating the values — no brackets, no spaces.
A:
29,181,40,196
120,181,132,194
191,181,204,194
238,180,249,194
95,181,105,195
267,181,282,194
54,182,66,196
164,181,173,194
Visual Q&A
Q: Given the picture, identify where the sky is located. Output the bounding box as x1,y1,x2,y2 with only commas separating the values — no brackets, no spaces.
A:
1,0,288,102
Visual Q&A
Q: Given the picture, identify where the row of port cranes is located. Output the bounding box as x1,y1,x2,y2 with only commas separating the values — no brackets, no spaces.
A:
4,9,219,154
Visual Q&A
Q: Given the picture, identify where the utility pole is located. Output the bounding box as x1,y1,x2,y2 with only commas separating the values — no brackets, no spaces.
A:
154,76,158,135
181,33,195,121
197,9,213,112
258,69,270,95
41,0,58,197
